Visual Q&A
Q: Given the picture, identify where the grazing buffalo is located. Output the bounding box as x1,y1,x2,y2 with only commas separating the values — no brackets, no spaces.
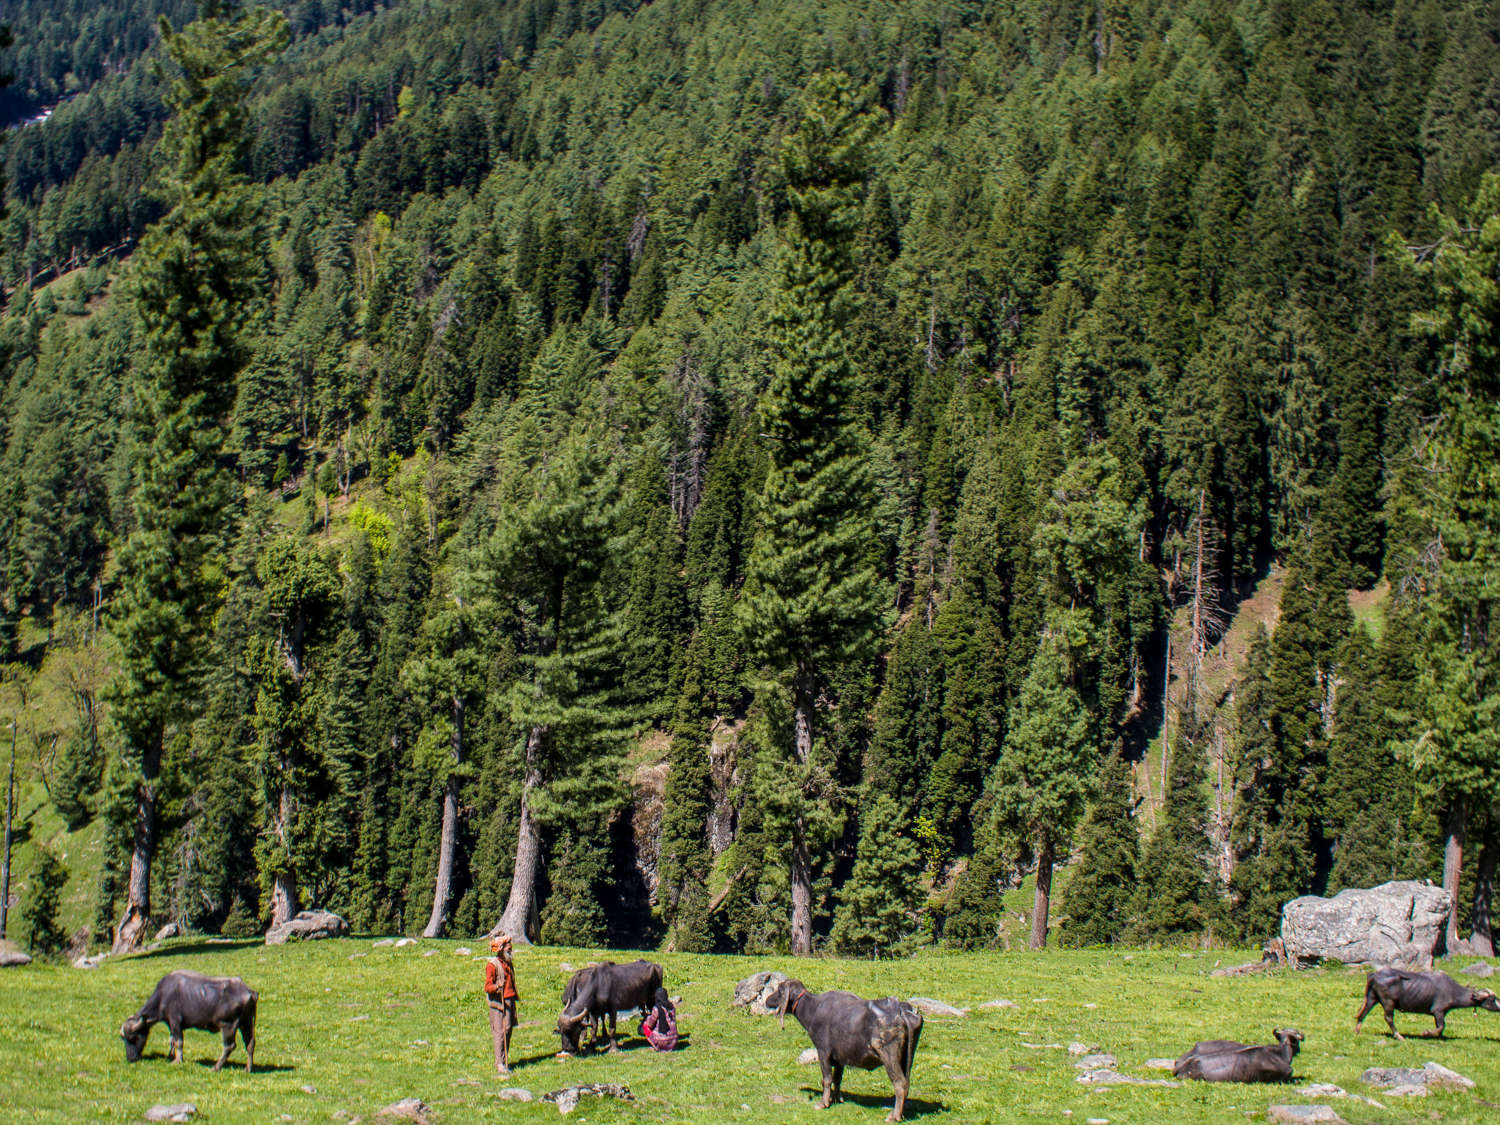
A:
1355,968,1500,1039
121,970,258,1072
767,979,923,1124
556,959,663,1055
560,965,601,1049
1173,1028,1303,1083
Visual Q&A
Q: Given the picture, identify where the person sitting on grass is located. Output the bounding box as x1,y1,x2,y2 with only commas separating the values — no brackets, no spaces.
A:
640,986,677,1052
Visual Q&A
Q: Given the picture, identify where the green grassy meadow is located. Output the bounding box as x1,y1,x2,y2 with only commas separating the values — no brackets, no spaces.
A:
3,941,1498,1124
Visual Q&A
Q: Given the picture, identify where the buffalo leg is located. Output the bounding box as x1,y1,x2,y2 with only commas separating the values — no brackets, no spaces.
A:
243,1024,255,1073
818,1057,834,1108
1429,1010,1447,1038
832,1062,844,1104
1354,985,1377,1032
1383,1002,1403,1040
881,1048,909,1123
168,1022,184,1064
607,1011,619,1052
213,1025,236,1071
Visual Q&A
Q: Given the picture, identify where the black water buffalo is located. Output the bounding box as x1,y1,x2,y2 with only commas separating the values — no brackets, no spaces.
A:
1355,967,1500,1039
559,965,600,1049
1173,1028,1303,1083
556,959,663,1055
121,970,258,1072
767,979,923,1123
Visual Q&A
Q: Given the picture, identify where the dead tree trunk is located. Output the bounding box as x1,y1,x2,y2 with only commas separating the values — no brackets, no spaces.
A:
423,696,464,938
790,689,814,957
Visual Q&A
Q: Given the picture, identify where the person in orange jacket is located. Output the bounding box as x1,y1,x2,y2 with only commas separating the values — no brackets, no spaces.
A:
484,934,518,1076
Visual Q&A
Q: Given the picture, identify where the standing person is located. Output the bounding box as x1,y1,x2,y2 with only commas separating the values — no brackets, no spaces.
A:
484,934,518,1076
640,986,678,1052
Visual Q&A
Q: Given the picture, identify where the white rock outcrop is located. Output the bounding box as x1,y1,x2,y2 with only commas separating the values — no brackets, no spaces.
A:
1280,881,1449,968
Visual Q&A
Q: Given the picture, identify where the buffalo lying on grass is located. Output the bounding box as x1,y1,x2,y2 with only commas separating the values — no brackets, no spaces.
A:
121,970,258,1072
767,979,923,1123
1355,967,1500,1039
556,959,663,1055
1172,1028,1302,1083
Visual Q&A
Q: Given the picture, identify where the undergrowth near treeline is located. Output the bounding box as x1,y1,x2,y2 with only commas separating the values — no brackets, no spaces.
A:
3,942,1499,1124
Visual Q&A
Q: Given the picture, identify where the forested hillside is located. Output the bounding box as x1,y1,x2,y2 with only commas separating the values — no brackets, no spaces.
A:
1,0,1498,959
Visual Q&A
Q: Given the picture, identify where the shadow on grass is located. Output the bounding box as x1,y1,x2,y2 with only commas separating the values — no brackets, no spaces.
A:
796,1088,945,1118
190,1060,297,1074
124,938,266,960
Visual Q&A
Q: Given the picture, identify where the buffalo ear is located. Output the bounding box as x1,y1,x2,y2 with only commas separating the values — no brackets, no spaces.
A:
778,986,789,1031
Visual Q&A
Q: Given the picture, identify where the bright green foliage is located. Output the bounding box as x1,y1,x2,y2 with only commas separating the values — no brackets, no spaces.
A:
1060,748,1138,947
830,794,924,959
942,822,1008,951
19,844,69,958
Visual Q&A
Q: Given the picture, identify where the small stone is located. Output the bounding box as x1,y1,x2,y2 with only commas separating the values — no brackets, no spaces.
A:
423,949,438,957
1021,1042,1065,1050
1074,1054,1117,1071
741,1104,751,1111
373,938,395,948
1361,1062,1474,1092
1383,1084,1428,1097
1076,1069,1180,1088
1143,1059,1176,1070
1083,1002,1098,1009
799,1047,820,1065
412,1039,428,1046
348,952,367,960
495,1089,532,1102
0,950,33,967
394,937,418,947
454,947,472,956
1268,1107,1342,1124
907,997,968,1017
374,1098,430,1124
559,962,574,972
1031,997,1052,1003
1297,1084,1345,1098
349,1014,369,1022
1460,961,1495,978
1086,1119,1109,1124
979,999,1017,1010
144,1107,197,1123
1068,1042,1094,1056
301,1085,318,1095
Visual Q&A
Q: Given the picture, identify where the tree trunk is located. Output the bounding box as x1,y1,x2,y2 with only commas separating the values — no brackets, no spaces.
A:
493,724,545,944
113,735,163,953
1444,800,1467,954
269,780,300,929
790,692,814,957
1471,830,1497,958
1030,834,1055,950
1,718,16,942
423,697,464,939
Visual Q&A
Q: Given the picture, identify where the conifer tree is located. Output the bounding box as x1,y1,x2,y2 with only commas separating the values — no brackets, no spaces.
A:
1060,747,1138,946
1397,172,1500,954
106,1,288,952
401,583,489,938
483,431,634,944
1132,731,1216,941
736,71,887,957
830,795,924,958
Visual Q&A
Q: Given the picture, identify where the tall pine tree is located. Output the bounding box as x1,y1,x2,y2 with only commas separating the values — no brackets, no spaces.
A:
736,71,888,956
106,1,287,951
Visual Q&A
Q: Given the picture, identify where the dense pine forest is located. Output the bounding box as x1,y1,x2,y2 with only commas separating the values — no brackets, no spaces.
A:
0,0,1497,961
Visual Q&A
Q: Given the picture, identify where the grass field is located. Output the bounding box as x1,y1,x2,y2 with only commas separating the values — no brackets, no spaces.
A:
3,941,1498,1124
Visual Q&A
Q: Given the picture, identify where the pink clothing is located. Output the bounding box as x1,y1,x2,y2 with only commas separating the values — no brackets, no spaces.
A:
642,1006,677,1051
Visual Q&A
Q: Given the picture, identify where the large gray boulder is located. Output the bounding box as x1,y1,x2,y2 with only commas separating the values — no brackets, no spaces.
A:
732,970,789,1014
0,950,32,967
265,909,350,945
1280,881,1448,968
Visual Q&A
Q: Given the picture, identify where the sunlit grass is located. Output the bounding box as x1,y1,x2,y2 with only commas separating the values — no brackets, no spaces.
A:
3,939,1497,1123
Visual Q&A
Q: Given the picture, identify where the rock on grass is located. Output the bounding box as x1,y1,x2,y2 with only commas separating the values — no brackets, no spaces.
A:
375,1097,431,1123
542,1084,634,1115
1269,1106,1343,1124
907,997,967,1017
144,1106,196,1123
1361,1062,1475,1092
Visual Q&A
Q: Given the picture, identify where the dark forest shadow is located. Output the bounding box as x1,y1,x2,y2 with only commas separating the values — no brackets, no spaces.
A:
124,938,265,960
